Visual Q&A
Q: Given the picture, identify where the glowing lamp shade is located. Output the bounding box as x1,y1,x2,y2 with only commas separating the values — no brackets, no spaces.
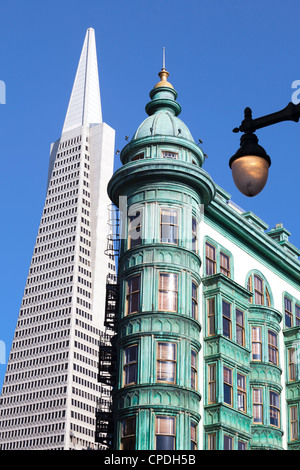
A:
229,133,271,197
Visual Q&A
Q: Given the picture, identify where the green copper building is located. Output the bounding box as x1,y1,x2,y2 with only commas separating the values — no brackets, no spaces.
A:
107,67,300,451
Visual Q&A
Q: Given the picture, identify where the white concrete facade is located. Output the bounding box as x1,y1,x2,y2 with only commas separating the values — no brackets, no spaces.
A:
198,191,300,450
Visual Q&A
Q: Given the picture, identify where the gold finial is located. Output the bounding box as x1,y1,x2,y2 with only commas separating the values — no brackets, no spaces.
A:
154,47,174,89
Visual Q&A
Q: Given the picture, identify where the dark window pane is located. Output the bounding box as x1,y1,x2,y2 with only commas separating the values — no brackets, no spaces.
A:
156,435,175,451
224,435,233,450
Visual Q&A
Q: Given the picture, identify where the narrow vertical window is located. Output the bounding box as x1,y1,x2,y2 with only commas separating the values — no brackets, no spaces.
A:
158,273,178,312
126,275,140,315
128,209,142,249
251,327,262,361
296,304,300,326
254,275,264,305
207,298,215,336
238,440,247,450
265,287,271,307
222,301,231,339
192,217,197,253
155,416,176,450
237,373,246,412
191,350,197,390
205,242,216,275
247,275,253,303
288,347,297,381
124,345,138,386
253,388,263,424
207,433,216,450
220,252,230,277
236,309,245,346
208,364,216,404
268,330,278,365
191,422,197,450
121,417,136,450
160,209,179,244
191,281,198,319
224,435,233,450
284,297,293,328
223,366,233,406
291,405,298,441
157,342,176,383
269,391,280,427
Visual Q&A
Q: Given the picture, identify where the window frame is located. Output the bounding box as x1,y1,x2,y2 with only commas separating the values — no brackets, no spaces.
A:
207,298,216,336
223,366,233,407
254,274,264,305
192,217,198,253
207,432,217,450
236,308,245,347
284,296,293,328
191,281,198,320
224,434,233,450
123,344,138,387
208,363,217,404
222,300,232,339
296,304,300,326
156,342,177,384
269,390,280,428
126,274,141,315
288,347,297,382
191,349,197,390
268,329,278,366
191,422,197,450
158,272,178,313
128,208,142,249
160,207,179,245
161,151,178,160
237,372,247,413
205,242,216,275
251,326,262,361
204,239,233,278
220,251,230,278
253,387,263,424
247,272,272,307
290,405,298,441
283,293,300,328
120,416,136,450
155,416,176,451
131,152,144,161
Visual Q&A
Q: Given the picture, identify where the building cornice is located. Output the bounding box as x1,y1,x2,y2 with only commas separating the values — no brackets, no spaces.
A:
108,159,216,207
205,196,300,286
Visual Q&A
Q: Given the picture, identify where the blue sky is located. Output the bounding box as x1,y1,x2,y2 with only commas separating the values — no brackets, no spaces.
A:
0,0,300,390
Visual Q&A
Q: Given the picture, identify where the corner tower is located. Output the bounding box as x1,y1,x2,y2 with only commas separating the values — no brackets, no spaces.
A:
108,66,215,450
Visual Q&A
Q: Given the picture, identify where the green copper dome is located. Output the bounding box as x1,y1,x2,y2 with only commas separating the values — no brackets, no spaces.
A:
132,111,194,142
131,68,194,143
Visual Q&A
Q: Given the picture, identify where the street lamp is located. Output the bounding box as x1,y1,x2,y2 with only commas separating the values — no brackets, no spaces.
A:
229,102,300,197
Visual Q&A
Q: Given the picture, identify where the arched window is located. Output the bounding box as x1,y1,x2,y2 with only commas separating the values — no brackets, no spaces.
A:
246,271,272,307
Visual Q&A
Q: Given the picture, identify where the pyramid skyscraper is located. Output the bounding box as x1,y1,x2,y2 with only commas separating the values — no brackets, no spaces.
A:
0,28,116,450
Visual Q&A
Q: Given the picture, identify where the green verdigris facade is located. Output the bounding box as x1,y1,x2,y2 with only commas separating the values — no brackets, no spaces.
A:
108,68,300,450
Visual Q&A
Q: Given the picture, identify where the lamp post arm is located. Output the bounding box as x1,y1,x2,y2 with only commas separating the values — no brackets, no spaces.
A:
233,102,300,133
